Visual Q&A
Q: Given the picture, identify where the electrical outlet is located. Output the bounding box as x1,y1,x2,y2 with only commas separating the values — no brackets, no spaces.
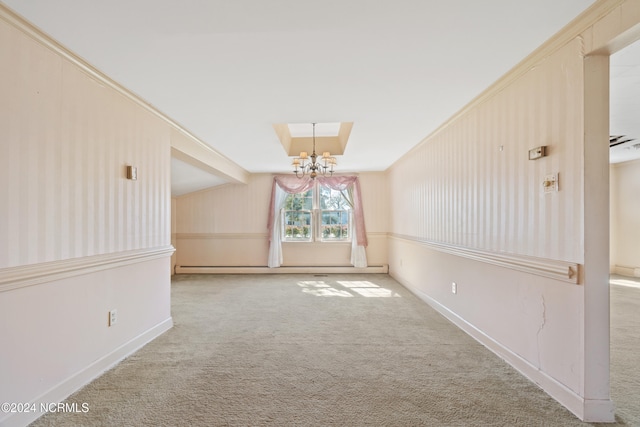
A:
543,173,558,193
109,309,118,326
451,282,457,294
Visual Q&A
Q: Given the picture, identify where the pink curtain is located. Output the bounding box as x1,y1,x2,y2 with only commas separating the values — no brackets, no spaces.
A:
316,176,368,247
267,175,367,247
267,175,315,241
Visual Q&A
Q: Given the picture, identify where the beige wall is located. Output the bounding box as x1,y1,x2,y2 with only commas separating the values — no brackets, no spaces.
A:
0,24,171,268
174,172,388,267
611,162,619,272
390,38,584,262
610,159,640,275
388,34,587,392
171,197,177,274
0,8,173,426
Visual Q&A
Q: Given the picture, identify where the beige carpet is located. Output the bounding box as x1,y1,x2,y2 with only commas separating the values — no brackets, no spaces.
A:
30,274,638,426
609,275,640,426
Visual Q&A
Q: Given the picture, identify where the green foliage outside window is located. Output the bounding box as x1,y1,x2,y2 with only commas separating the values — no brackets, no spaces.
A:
283,210,311,240
284,190,313,210
319,186,350,210
320,210,349,239
282,186,351,241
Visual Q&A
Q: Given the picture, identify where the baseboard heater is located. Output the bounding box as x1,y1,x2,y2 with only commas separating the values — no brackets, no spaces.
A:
175,265,389,274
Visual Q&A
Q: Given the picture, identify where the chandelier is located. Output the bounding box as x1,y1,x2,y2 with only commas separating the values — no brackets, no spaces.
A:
292,123,336,178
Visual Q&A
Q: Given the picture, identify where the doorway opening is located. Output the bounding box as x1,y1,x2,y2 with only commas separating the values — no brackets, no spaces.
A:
608,38,640,424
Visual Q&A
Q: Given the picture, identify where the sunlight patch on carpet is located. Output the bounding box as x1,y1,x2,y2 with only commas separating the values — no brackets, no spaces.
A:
297,280,401,298
338,280,401,298
297,280,353,297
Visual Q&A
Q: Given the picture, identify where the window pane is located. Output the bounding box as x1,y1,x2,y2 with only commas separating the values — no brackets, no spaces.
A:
319,187,350,210
320,210,349,240
283,210,312,240
284,190,313,211
282,190,313,241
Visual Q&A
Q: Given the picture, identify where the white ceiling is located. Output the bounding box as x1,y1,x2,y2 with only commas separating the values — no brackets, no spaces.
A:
5,0,635,194
610,40,640,164
171,157,229,196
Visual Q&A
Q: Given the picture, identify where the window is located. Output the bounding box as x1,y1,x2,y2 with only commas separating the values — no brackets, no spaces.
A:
267,175,367,268
319,186,351,241
282,184,351,242
282,190,313,241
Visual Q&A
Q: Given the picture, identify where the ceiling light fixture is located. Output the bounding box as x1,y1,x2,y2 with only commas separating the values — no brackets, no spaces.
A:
292,123,336,179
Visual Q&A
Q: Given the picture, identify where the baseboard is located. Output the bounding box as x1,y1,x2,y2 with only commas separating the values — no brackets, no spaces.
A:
613,265,640,277
175,265,389,274
393,274,615,423
1,318,173,427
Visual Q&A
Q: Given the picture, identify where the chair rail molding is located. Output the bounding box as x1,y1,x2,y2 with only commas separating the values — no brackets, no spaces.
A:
0,246,176,293
390,234,579,284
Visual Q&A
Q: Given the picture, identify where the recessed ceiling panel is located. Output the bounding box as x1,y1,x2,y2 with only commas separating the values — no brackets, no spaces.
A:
288,123,341,137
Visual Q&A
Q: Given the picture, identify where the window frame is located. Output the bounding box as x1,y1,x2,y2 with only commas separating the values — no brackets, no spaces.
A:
281,184,352,243
281,190,314,242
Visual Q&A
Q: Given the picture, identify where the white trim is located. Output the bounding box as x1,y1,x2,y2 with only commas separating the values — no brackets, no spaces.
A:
0,318,173,427
175,233,268,240
0,246,175,293
395,276,615,423
175,265,388,274
175,232,387,241
390,234,579,284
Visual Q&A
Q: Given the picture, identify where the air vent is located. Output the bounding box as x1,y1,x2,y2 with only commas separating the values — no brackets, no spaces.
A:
610,135,635,147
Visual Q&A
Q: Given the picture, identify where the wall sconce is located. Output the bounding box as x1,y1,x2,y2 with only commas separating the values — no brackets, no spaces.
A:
126,165,138,180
